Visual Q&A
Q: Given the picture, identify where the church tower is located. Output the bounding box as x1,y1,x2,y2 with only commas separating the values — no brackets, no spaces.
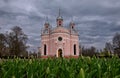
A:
56,9,63,27
69,18,78,35
70,20,75,29
43,17,50,34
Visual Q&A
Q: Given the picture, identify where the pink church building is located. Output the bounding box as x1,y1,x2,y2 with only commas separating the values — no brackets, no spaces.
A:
40,11,80,58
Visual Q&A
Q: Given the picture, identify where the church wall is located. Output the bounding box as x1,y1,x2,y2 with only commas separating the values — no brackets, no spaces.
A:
64,37,71,56
49,33,71,57
41,35,49,56
41,33,80,58
70,35,79,56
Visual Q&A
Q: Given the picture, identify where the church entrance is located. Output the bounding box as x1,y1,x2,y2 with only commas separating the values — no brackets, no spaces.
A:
58,49,62,57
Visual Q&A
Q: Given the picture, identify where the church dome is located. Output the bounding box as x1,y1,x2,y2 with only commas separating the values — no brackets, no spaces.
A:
51,27,70,34
57,16,63,20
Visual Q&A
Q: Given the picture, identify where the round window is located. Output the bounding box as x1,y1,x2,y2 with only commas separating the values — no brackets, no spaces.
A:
58,37,62,41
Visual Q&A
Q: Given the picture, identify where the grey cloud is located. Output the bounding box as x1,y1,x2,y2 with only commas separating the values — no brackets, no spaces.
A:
0,0,120,50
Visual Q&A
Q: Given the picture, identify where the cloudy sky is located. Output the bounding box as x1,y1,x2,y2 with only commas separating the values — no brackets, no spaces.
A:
0,0,120,51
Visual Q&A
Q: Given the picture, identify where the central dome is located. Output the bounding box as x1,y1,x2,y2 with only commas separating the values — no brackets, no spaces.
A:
52,26,70,34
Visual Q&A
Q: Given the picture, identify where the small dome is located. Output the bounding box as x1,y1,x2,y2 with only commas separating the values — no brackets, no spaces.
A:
45,21,49,24
57,16,63,20
44,22,50,26
44,17,49,24
70,22,75,25
70,21,74,23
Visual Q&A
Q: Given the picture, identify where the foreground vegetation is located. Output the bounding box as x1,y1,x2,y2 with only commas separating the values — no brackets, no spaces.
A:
0,56,120,78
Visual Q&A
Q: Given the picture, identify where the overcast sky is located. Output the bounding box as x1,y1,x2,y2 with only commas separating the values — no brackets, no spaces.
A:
0,0,120,51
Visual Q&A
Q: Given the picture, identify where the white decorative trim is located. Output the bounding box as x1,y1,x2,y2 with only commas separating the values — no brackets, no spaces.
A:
42,37,78,41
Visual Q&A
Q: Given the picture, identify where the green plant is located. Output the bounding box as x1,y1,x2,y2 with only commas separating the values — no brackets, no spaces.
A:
0,57,120,78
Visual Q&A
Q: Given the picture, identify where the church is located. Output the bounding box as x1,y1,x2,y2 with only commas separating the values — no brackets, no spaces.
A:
40,10,80,58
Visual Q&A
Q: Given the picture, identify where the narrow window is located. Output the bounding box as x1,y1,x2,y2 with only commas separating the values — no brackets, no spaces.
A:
59,24,61,26
44,44,47,55
59,21,61,26
74,44,76,55
72,26,73,29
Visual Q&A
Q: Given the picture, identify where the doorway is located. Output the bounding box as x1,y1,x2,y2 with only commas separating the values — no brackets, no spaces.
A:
58,49,62,57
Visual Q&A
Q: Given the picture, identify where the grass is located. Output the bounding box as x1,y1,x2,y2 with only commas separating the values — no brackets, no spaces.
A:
0,56,120,78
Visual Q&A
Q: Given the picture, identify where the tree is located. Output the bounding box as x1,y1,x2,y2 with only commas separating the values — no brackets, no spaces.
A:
6,26,28,56
82,46,96,56
100,48,111,56
105,42,113,54
0,33,6,56
113,33,120,55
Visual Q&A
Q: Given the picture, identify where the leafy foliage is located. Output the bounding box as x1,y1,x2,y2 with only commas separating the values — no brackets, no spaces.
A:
0,57,120,78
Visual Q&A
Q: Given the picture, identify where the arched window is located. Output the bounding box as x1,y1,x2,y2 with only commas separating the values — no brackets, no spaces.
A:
44,44,47,55
59,21,61,26
74,44,76,55
58,49,62,57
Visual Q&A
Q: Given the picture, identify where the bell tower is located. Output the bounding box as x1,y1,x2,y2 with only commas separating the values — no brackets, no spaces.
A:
69,19,76,34
70,20,75,29
43,17,50,34
44,17,49,29
56,9,63,27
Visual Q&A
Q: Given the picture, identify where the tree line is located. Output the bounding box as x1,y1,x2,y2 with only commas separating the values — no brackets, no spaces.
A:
81,33,120,57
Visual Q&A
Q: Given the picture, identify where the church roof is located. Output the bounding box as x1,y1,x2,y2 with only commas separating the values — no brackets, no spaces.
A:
42,10,78,36
51,26,70,34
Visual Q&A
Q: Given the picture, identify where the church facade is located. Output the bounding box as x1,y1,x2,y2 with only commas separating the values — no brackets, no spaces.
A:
40,11,80,58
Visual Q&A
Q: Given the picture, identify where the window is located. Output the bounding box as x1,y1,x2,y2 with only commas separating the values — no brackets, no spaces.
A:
59,21,62,26
58,37,62,41
72,26,74,29
59,24,61,26
44,44,47,55
74,44,76,55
